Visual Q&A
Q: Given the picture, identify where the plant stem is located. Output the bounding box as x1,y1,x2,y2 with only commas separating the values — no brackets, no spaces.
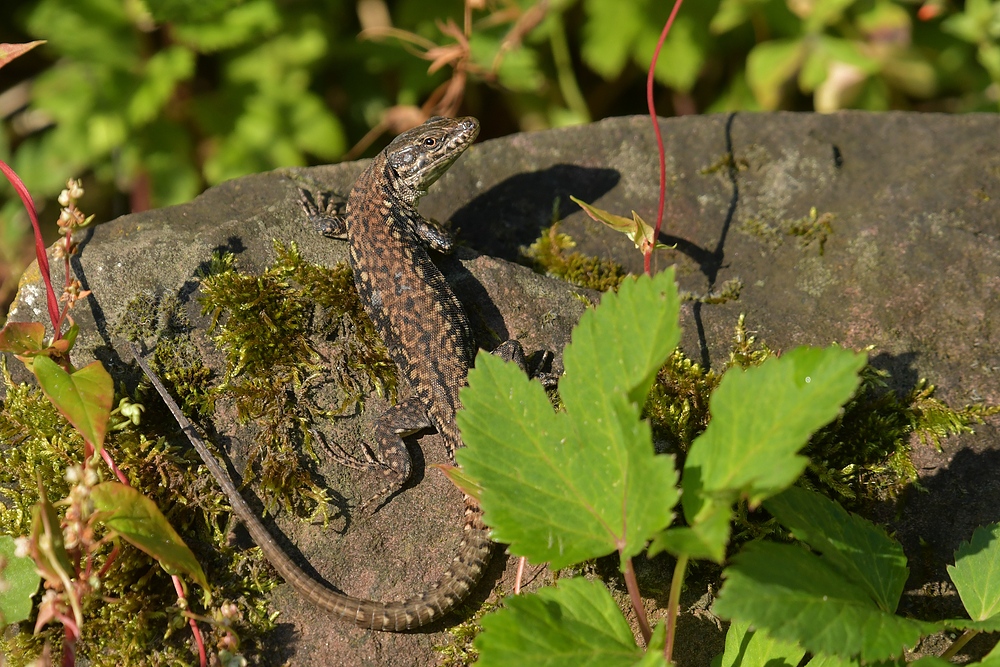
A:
664,554,688,663
940,628,978,661
549,13,590,123
623,555,652,646
644,0,685,275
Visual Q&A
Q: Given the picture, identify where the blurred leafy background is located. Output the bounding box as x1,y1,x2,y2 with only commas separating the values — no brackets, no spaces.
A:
1,0,998,318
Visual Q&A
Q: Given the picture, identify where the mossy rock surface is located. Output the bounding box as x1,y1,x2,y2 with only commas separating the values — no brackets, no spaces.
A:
4,112,1000,665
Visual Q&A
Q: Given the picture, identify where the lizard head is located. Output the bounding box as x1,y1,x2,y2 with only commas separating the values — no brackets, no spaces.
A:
386,116,480,197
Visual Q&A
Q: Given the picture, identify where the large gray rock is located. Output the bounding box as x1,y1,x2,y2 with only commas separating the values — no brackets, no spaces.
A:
5,112,1000,664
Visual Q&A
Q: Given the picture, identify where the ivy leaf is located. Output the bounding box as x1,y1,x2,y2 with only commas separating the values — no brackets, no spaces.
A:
715,542,934,662
764,486,908,613
947,523,1000,625
91,482,209,591
683,346,865,524
0,535,41,625
474,577,643,667
715,620,806,667
457,270,681,569
32,356,113,452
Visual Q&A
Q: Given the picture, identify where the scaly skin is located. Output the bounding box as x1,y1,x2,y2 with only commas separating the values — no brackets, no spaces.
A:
137,117,496,632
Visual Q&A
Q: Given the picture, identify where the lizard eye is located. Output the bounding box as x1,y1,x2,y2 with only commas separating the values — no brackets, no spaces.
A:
423,137,437,147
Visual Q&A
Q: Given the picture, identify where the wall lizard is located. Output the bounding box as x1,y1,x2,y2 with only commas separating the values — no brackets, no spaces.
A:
136,116,508,632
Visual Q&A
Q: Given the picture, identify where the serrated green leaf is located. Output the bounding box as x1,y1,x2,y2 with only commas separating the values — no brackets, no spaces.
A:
0,535,41,625
947,523,1000,623
747,39,807,110
683,346,865,524
649,502,732,563
940,616,1000,632
474,577,642,667
717,620,806,667
764,486,908,613
457,270,681,568
91,482,208,590
715,542,933,662
33,356,113,451
562,270,681,409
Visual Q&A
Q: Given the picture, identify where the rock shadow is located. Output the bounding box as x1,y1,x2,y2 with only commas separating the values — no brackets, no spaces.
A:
450,164,620,261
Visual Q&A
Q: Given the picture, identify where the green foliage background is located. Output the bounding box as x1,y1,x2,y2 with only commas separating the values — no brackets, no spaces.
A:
0,0,998,315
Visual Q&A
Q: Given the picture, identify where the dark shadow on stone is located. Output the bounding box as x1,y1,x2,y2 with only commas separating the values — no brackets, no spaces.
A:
895,440,1000,585
868,351,921,396
661,113,739,370
451,164,620,261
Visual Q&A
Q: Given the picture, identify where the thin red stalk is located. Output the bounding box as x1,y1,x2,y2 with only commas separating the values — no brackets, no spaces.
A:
644,0,685,276
623,556,652,646
96,543,120,579
101,449,130,485
173,575,208,667
0,159,60,331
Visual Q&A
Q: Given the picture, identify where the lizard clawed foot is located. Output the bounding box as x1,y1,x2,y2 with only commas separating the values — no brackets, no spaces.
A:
298,187,348,239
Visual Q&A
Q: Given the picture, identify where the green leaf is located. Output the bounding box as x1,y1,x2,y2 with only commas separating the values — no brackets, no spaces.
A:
561,270,682,409
947,523,1000,623
30,485,73,586
0,535,41,625
474,577,642,667
581,0,645,80
683,346,866,524
457,270,681,569
570,196,667,254
716,620,806,667
804,0,859,33
747,39,807,110
711,0,754,34
32,356,113,451
0,321,45,355
128,45,195,126
649,502,732,563
91,482,209,590
764,486,908,613
144,0,242,24
714,542,933,662
172,0,281,52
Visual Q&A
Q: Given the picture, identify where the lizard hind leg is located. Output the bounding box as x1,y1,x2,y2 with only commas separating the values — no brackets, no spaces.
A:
318,396,432,511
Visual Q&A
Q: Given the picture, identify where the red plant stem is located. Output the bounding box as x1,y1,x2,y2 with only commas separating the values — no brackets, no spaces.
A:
96,543,120,579
623,555,652,646
0,159,60,332
644,0,685,276
174,575,208,667
664,554,688,663
101,449,130,485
